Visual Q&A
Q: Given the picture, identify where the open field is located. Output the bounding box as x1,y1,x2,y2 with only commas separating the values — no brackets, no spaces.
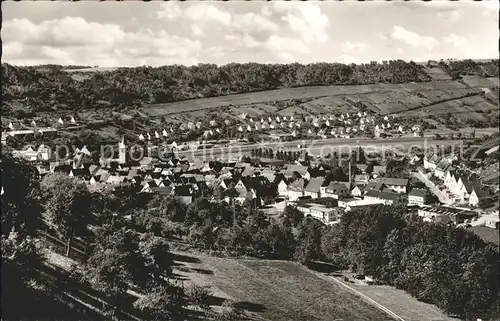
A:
340,280,460,321
142,80,471,117
172,251,393,321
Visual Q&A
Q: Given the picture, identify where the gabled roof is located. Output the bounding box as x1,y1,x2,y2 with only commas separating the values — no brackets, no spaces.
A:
326,181,348,192
151,186,174,195
241,166,255,177
409,188,427,198
286,165,309,176
372,165,387,174
99,172,111,182
364,180,386,192
305,177,325,193
365,190,400,202
288,178,305,191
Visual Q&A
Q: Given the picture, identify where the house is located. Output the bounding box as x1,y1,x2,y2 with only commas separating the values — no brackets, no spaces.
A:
356,164,368,173
468,185,491,207
371,165,387,177
304,177,325,199
175,185,195,205
354,174,369,185
424,153,441,170
374,178,409,194
284,165,310,180
364,190,400,205
277,178,289,197
408,188,427,206
434,160,451,179
456,175,474,201
309,206,341,224
444,168,458,190
350,185,363,197
363,180,386,194
417,206,477,225
324,182,350,199
287,178,306,201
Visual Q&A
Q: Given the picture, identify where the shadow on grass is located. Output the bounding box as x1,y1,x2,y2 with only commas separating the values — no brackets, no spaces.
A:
305,261,341,274
206,295,266,313
171,252,201,264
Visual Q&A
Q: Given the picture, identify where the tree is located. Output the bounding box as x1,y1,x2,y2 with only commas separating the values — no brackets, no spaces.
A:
133,283,186,320
40,173,93,256
282,205,304,227
186,284,212,312
1,152,41,237
139,233,174,284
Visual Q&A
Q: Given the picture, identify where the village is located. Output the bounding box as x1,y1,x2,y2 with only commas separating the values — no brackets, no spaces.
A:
6,126,499,246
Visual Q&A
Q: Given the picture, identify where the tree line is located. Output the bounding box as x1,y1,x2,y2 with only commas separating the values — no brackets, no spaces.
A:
3,60,433,113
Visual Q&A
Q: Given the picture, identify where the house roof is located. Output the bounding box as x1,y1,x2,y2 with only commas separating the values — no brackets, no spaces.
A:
471,184,490,199
305,177,325,193
99,172,111,182
288,178,305,191
365,181,386,192
241,166,255,177
409,188,427,198
151,186,174,195
356,164,368,172
127,169,139,179
376,178,409,186
286,165,309,176
365,190,401,202
326,182,348,192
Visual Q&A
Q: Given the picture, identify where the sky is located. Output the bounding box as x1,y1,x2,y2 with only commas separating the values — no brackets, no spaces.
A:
2,0,499,67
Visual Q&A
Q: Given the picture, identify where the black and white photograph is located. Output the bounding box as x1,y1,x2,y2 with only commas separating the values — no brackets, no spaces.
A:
2,1,499,320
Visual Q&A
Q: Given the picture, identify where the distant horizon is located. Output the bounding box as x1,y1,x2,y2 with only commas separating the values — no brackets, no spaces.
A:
5,57,499,70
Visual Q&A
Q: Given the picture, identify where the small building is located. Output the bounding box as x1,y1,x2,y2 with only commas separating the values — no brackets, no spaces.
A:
287,178,306,202
364,190,401,205
304,177,325,199
468,185,491,207
324,182,350,199
417,206,478,225
408,188,427,207
374,178,409,194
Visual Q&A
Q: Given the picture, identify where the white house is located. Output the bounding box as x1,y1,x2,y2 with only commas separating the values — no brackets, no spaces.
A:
277,179,289,197
287,178,305,201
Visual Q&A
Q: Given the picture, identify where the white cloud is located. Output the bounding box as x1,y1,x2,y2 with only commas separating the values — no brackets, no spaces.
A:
443,33,468,47
342,41,368,52
274,2,329,43
185,4,232,27
232,12,280,33
190,24,204,37
390,26,439,50
2,17,202,66
265,35,311,55
3,42,23,57
437,10,463,22
157,2,182,20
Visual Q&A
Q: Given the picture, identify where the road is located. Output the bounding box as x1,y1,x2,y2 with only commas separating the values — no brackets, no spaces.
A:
411,171,453,205
176,137,468,161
